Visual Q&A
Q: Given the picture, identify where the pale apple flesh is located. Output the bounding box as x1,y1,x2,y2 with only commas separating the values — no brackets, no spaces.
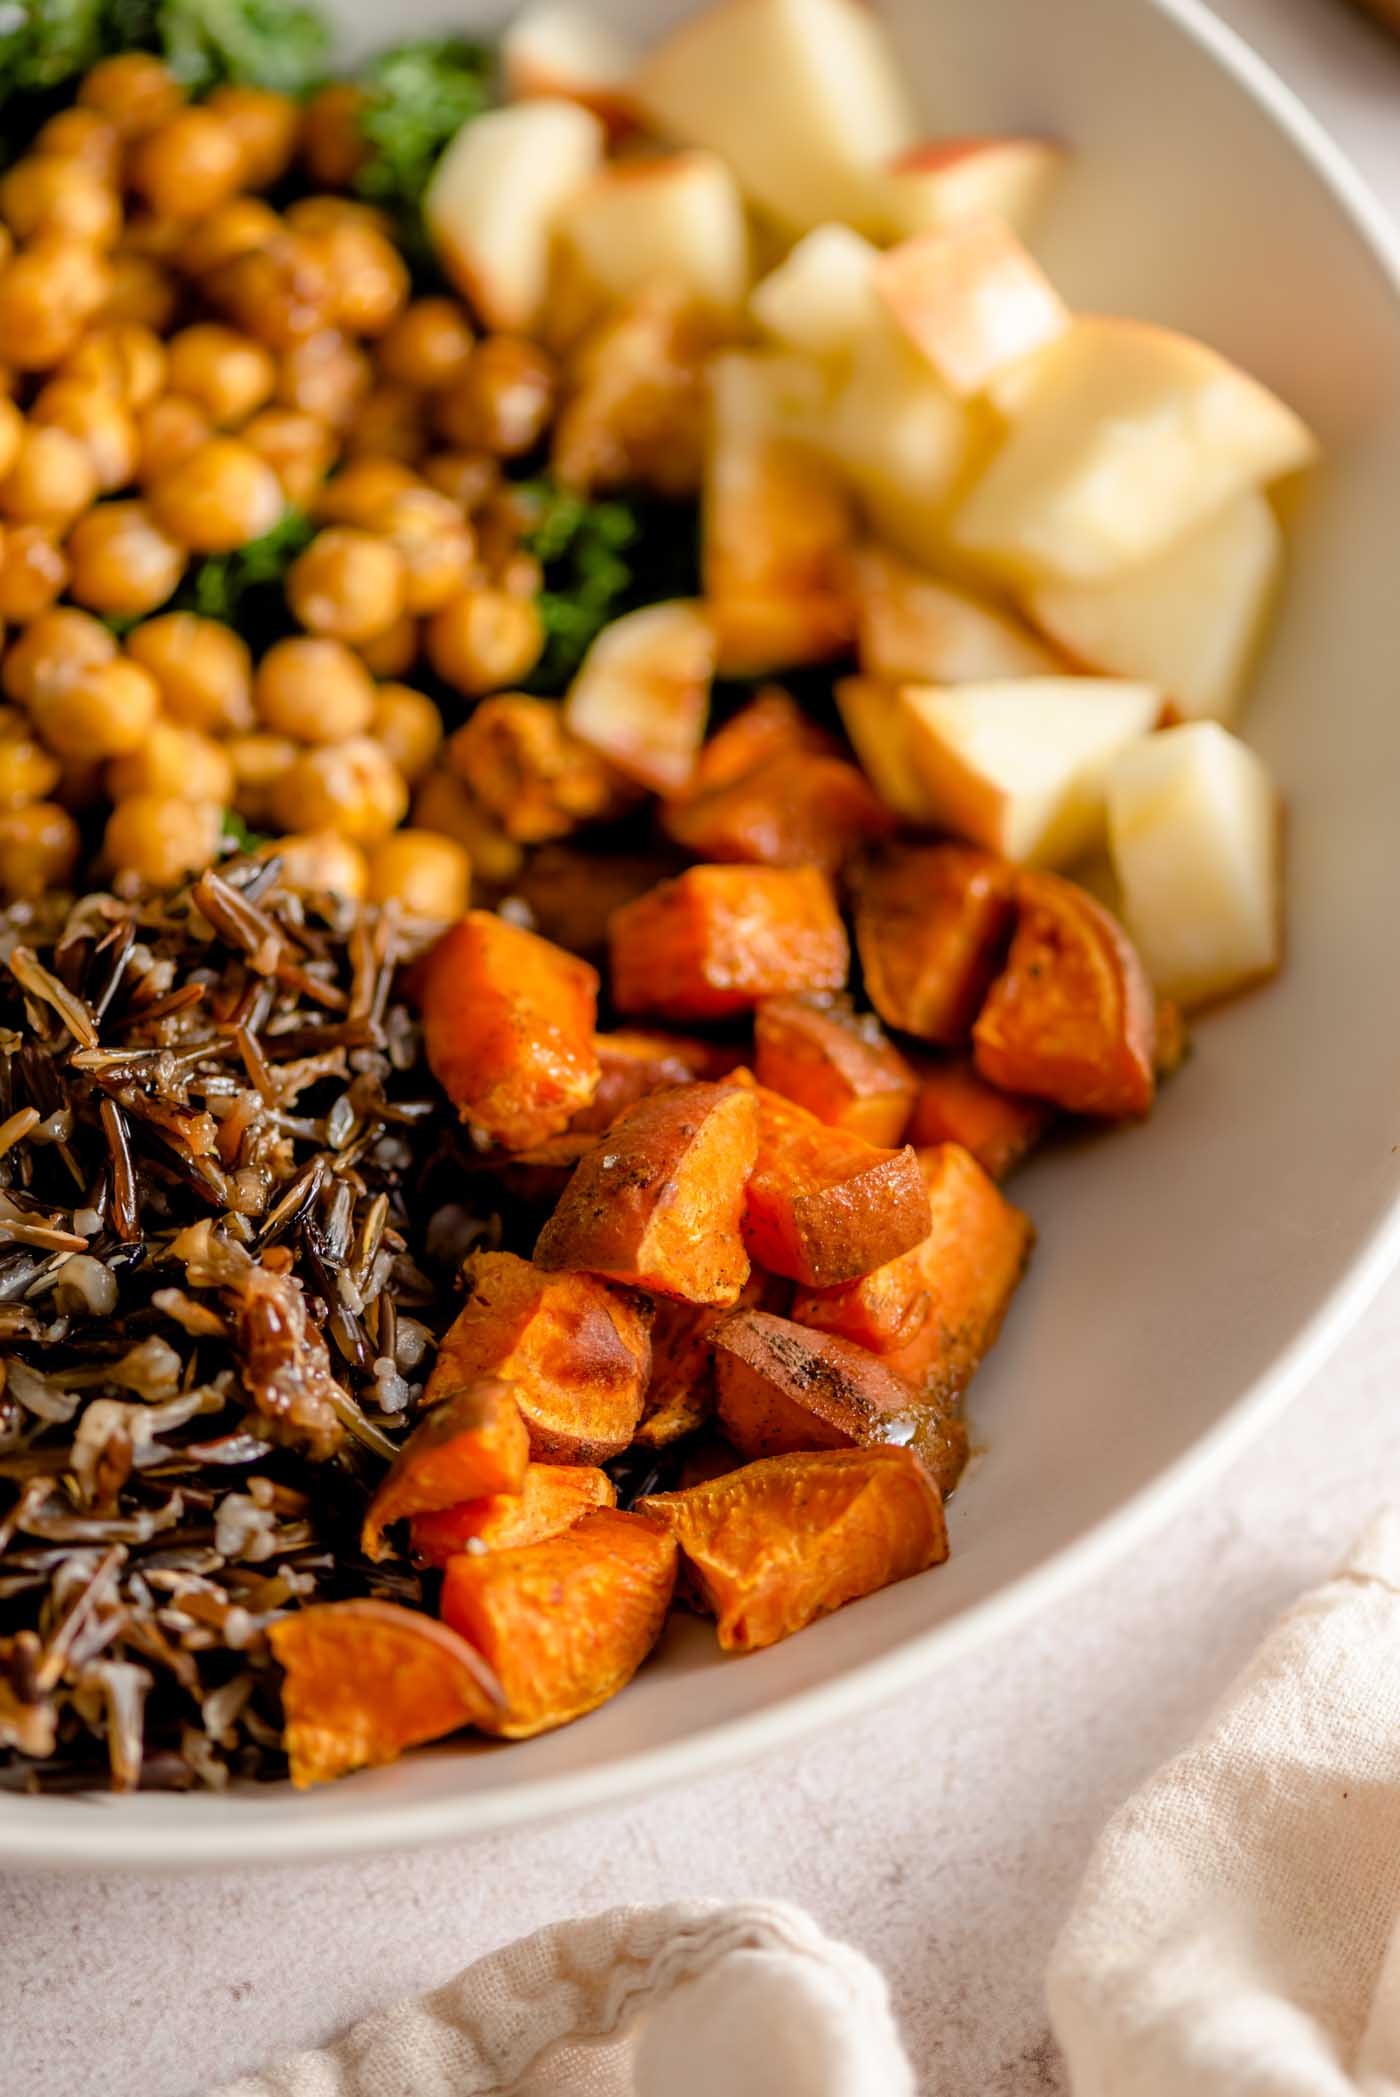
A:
563,599,715,794
834,674,935,823
877,136,1066,240
856,544,1059,683
1024,490,1282,725
1107,721,1280,1005
425,99,604,333
873,219,1069,398
631,0,917,235
558,150,751,317
501,1,639,134
898,676,1160,866
749,222,880,358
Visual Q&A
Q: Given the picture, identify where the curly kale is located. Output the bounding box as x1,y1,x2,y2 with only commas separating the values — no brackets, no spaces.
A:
516,481,641,694
174,507,316,638
0,0,329,110
352,37,495,257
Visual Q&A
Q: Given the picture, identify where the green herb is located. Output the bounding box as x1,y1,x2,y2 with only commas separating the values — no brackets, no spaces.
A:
0,0,329,106
352,37,495,258
516,479,642,693
220,807,268,853
173,506,315,637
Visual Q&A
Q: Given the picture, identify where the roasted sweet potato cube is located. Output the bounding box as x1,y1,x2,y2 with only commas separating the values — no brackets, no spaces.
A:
906,1057,1047,1179
571,1029,744,1134
793,1144,1033,1408
683,687,839,797
270,1599,503,1786
535,1081,759,1305
711,1305,965,1496
754,996,916,1146
662,751,893,878
511,844,687,962
409,1463,617,1568
741,1082,931,1287
634,1268,790,1450
484,1133,597,1208
419,911,601,1150
424,1253,651,1464
362,1378,529,1560
439,1507,678,1737
973,872,1156,1118
609,864,849,1022
854,844,1015,1045
636,1446,946,1653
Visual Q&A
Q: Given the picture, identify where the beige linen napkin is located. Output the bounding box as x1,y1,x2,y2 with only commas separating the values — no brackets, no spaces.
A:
211,1897,914,2097
1050,1511,1400,2095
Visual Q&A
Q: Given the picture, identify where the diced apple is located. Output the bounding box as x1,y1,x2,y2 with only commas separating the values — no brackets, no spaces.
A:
878,137,1066,241
873,221,1069,398
856,544,1057,684
899,677,1160,865
558,150,750,317
834,675,935,824
425,99,604,332
704,350,857,674
501,2,638,134
950,316,1317,585
1023,491,1282,725
632,0,916,236
1106,722,1280,1004
563,600,714,794
820,326,980,568
748,223,879,358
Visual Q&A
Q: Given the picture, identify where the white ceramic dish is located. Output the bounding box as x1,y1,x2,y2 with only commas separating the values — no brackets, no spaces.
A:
7,0,1400,1870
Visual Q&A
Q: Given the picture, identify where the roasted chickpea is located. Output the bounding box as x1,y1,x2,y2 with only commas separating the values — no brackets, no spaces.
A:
166,324,276,428
370,683,443,785
208,234,337,352
228,731,298,824
411,770,523,885
366,829,471,918
148,437,284,552
0,157,121,248
54,753,106,811
0,425,99,526
286,527,406,644
107,720,234,804
241,407,337,507
62,323,167,409
343,383,426,465
0,525,67,621
34,108,122,183
300,84,368,190
31,656,160,761
304,220,409,338
66,501,185,617
130,109,244,220
265,827,369,900
102,251,178,332
0,240,111,370
120,211,188,262
105,793,223,887
422,450,501,512
135,394,213,485
0,398,21,484
435,337,557,457
273,735,408,844
0,801,80,898
79,54,184,137
368,486,475,615
314,454,418,526
427,589,544,697
0,724,61,809
204,85,300,191
177,196,281,279
30,379,137,492
274,328,371,429
377,299,476,393
284,196,392,239
357,612,418,679
0,363,13,400
0,228,11,275
254,635,375,743
127,611,253,734
2,606,115,707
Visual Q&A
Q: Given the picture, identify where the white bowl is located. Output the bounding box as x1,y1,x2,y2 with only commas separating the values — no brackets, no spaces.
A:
8,0,1400,1870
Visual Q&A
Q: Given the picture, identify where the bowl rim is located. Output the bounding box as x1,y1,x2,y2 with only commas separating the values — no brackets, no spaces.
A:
7,0,1400,1871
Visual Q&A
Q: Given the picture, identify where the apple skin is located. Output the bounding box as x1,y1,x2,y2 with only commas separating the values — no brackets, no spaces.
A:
873,219,1070,398
878,136,1066,240
559,150,751,318
749,223,881,358
501,1,639,136
425,99,604,333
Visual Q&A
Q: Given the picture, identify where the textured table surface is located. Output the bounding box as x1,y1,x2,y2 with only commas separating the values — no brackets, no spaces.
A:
7,4,1400,2092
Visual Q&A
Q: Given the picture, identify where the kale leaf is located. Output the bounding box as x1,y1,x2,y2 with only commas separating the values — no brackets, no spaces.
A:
352,37,495,257
516,480,642,694
174,507,316,637
0,0,328,112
